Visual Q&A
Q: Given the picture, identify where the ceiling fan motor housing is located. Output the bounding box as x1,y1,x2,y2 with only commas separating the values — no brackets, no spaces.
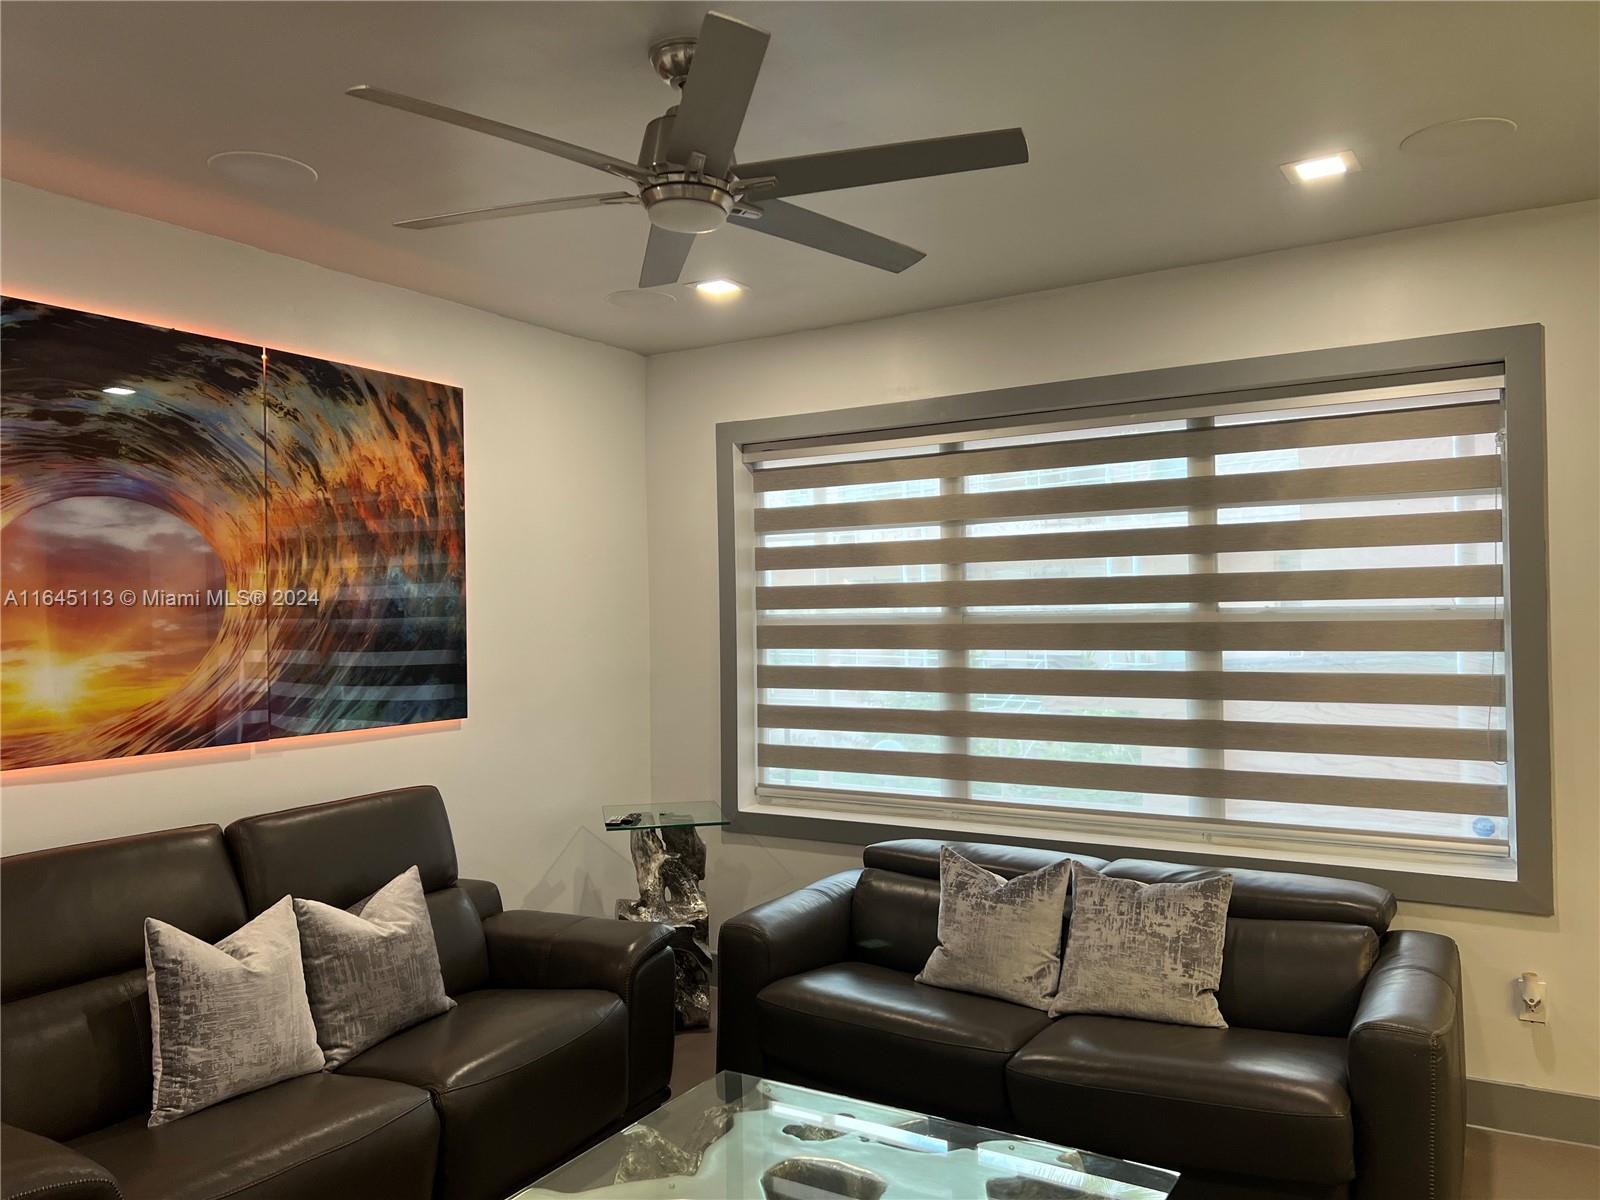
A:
637,111,678,172
637,110,738,233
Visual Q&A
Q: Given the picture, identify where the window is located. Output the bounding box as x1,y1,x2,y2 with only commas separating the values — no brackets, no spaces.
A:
718,328,1551,912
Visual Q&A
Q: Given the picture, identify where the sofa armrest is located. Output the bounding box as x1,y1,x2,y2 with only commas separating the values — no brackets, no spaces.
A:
1348,930,1465,1200
483,910,673,995
2,1123,122,1200
482,910,676,1109
715,869,862,1075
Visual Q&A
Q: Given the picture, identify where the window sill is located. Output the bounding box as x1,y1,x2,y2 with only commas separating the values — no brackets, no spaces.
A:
731,788,1548,914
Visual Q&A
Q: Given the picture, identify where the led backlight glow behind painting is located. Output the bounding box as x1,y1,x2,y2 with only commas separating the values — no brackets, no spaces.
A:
0,298,466,770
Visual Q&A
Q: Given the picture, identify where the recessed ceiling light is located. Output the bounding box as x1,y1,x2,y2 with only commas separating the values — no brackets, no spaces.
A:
1280,150,1360,184
101,386,136,396
693,279,744,299
206,150,319,190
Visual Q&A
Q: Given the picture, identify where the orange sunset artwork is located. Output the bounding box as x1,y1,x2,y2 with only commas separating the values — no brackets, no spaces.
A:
0,298,465,771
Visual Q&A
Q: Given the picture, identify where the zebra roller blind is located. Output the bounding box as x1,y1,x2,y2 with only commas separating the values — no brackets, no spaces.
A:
751,380,1510,855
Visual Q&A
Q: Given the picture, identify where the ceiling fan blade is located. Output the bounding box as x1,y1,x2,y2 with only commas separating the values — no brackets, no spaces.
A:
640,226,697,288
664,12,770,177
347,85,650,183
729,199,924,272
735,128,1029,199
395,192,637,230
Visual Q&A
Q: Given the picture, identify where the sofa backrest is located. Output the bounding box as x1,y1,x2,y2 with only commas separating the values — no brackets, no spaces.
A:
0,825,248,1140
223,785,489,996
852,839,1394,1036
850,841,1109,976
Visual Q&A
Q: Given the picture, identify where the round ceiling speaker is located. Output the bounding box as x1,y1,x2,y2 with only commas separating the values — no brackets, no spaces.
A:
1399,117,1518,157
206,150,319,189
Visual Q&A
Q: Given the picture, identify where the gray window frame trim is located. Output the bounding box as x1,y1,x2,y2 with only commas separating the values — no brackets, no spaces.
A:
716,325,1552,914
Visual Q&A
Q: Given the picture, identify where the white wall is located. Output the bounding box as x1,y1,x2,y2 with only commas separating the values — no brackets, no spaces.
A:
0,181,650,917
4,182,1596,1102
645,200,1600,1100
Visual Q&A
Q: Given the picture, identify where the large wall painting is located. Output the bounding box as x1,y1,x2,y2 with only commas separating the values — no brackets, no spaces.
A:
0,298,465,770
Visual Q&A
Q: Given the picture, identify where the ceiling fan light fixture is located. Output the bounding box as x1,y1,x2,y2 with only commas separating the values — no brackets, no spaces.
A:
641,178,735,233
647,198,727,234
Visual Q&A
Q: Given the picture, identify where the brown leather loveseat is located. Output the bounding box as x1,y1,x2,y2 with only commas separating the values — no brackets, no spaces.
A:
1,786,677,1200
718,839,1464,1200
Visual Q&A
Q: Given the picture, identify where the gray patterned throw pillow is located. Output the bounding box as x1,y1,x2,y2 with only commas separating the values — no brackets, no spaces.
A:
145,897,324,1126
294,865,455,1068
1050,861,1233,1027
916,846,1073,1010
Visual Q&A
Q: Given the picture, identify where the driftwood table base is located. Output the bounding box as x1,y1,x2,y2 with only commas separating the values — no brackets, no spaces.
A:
615,824,713,1028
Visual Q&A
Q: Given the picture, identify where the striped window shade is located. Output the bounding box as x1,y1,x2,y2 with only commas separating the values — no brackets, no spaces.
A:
750,381,1510,856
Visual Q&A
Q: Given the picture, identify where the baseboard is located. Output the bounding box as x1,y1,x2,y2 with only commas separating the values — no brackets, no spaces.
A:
1467,1079,1600,1146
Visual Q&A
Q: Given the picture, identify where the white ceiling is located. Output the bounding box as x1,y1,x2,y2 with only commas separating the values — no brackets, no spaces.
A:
3,2,1596,355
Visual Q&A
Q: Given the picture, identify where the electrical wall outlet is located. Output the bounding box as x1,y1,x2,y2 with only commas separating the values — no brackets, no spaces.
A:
1515,972,1548,1024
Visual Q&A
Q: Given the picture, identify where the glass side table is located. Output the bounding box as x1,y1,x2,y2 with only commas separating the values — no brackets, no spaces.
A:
601,802,728,1029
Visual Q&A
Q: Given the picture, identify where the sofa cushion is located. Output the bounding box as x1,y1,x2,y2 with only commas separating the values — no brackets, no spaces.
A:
338,987,628,1200
1007,1016,1354,1185
145,897,324,1125
859,842,1392,930
1103,859,1394,933
2,826,246,1141
295,867,455,1069
917,846,1072,1010
224,786,459,915
850,868,944,975
1218,919,1379,1036
850,844,1108,979
1050,861,1232,1028
224,788,491,1000
427,885,492,995
3,826,246,1003
70,1072,436,1200
757,962,1048,1126
2,970,151,1142
862,840,1110,882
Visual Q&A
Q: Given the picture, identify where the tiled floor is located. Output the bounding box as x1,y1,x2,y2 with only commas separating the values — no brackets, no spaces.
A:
668,1028,1599,1199
670,1023,716,1098
1461,1127,1600,1200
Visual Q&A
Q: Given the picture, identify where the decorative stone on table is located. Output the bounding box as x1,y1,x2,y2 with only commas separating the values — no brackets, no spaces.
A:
612,1102,736,1185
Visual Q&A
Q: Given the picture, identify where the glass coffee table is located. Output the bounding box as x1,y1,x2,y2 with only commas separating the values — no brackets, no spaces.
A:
515,1071,1177,1198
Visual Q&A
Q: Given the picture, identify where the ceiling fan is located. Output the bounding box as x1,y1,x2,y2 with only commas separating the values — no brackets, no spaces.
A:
347,10,1029,288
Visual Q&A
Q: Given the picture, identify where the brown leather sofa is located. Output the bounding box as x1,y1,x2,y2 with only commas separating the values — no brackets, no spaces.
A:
718,839,1465,1200
0,786,677,1200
